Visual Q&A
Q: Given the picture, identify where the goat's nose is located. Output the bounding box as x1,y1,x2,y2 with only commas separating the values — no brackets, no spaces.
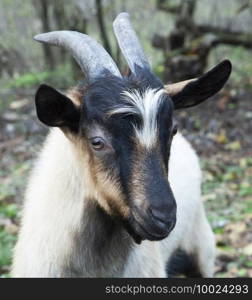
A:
150,206,176,225
149,207,176,237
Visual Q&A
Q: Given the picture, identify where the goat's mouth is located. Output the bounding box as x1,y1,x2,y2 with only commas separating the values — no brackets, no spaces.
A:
123,209,176,244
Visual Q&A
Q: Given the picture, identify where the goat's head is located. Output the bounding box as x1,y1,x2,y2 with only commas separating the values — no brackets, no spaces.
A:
34,13,232,244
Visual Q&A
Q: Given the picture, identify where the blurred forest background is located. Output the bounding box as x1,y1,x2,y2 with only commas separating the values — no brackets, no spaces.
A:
0,0,252,278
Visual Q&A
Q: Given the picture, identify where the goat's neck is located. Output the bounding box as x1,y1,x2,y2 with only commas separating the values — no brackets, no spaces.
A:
65,199,132,277
56,131,133,276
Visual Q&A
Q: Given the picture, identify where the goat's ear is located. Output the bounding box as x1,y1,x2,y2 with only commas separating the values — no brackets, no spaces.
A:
164,60,232,109
35,84,80,132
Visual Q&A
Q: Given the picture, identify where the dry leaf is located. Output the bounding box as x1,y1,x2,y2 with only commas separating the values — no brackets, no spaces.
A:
242,243,252,256
225,141,241,151
215,130,228,144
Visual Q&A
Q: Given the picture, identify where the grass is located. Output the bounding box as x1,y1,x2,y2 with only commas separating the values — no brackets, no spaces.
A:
1,63,75,91
203,158,252,225
0,207,18,277
0,230,16,275
0,162,29,277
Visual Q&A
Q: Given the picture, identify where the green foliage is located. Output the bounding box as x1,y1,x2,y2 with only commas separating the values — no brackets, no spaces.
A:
243,199,252,214
0,204,18,219
0,161,31,202
5,71,50,89
213,227,224,234
0,203,19,276
0,229,17,274
0,161,30,276
0,202,19,276
154,64,165,80
3,63,75,89
0,183,16,202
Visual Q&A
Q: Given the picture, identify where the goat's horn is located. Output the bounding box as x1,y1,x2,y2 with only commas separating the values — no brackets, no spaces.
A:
113,13,151,75
34,31,122,81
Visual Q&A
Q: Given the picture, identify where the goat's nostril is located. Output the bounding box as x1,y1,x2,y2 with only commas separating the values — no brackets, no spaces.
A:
150,208,169,224
149,207,176,230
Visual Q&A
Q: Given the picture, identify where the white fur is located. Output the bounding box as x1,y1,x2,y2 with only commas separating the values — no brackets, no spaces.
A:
109,88,165,148
12,128,215,277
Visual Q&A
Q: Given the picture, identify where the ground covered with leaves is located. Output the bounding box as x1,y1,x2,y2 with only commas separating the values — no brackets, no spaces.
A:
0,85,251,277
177,85,252,277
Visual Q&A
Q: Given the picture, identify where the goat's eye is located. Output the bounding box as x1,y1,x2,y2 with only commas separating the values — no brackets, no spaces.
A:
90,137,105,150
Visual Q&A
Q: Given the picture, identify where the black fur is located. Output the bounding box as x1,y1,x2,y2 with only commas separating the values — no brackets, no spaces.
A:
167,248,203,277
172,60,232,109
81,69,163,123
35,84,80,132
63,199,132,277
157,98,174,169
80,71,174,202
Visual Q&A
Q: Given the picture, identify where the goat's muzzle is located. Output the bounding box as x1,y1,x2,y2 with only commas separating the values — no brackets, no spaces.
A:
124,202,177,244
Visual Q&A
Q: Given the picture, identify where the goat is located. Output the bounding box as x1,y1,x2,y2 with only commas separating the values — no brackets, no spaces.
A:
11,13,232,277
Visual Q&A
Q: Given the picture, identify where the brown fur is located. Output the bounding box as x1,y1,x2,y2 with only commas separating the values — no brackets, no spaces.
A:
63,85,131,220
130,138,166,208
164,78,196,97
66,86,85,106
77,139,130,219
130,144,149,210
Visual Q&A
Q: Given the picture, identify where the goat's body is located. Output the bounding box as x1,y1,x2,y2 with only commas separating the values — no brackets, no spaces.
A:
12,129,215,277
18,12,231,278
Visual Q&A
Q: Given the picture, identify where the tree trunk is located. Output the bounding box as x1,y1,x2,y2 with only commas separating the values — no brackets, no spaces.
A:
153,0,252,81
95,0,113,56
52,1,67,62
33,0,55,70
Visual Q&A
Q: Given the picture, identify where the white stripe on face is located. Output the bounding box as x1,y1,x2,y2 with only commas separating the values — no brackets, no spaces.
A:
109,88,166,149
